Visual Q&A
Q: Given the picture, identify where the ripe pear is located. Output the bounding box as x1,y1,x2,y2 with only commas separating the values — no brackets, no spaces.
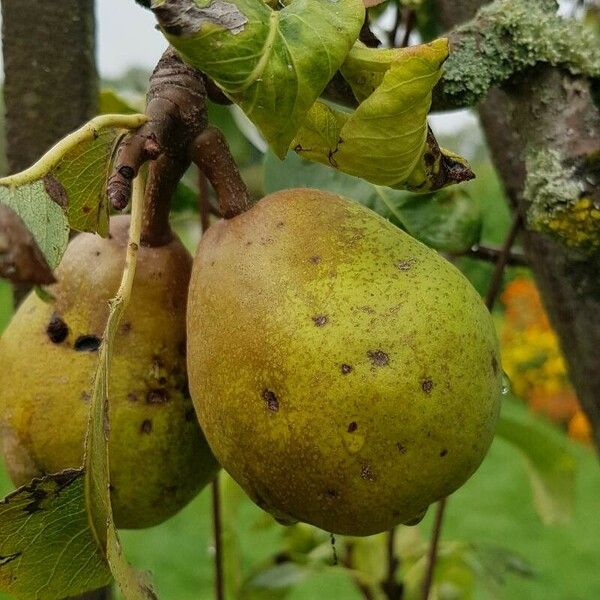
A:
0,215,219,529
187,189,502,536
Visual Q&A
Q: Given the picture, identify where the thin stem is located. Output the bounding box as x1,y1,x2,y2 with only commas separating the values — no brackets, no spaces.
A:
400,9,416,48
421,498,447,600
464,244,528,267
381,527,402,599
421,214,522,600
212,476,225,600
191,127,251,219
344,542,376,600
484,215,523,311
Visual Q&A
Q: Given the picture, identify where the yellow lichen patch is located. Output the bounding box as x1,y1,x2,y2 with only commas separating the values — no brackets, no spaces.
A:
501,277,592,444
540,197,600,250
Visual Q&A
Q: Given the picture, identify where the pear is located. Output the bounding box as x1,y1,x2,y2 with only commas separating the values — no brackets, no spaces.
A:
0,215,219,529
186,189,502,536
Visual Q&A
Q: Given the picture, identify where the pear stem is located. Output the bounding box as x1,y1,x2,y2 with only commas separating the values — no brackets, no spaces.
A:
191,127,251,219
421,214,523,600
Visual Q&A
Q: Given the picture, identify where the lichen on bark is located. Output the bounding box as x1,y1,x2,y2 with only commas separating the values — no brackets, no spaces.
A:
524,148,600,251
440,0,600,108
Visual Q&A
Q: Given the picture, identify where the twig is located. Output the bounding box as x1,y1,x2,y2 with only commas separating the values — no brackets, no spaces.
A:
421,498,447,600
212,476,225,600
381,527,402,599
465,244,528,267
421,214,522,599
484,215,523,311
400,9,416,48
344,542,376,600
190,127,251,219
387,5,402,47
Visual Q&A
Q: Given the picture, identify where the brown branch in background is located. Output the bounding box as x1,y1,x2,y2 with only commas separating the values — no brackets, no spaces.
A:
400,9,416,47
360,13,381,48
343,542,376,600
190,127,251,219
381,527,402,599
211,477,225,600
422,214,522,599
464,243,528,267
421,498,446,600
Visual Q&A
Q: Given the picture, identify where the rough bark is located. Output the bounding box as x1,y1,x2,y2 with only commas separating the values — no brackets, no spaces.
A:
2,0,99,304
436,0,600,449
2,0,98,173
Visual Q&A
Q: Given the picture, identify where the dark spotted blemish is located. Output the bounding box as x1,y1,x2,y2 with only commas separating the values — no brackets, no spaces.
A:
421,378,434,394
262,389,279,412
185,408,196,422
80,391,91,402
165,485,178,494
439,449,448,457
146,389,169,404
312,315,328,327
367,350,389,367
276,221,285,228
361,464,375,482
309,255,321,265
347,422,358,433
127,393,138,402
396,443,407,454
341,364,353,374
325,489,339,499
396,259,415,271
95,250,101,257
245,241,252,247
491,354,499,375
74,335,101,352
120,322,132,335
158,376,167,385
46,314,69,344
23,488,48,514
140,419,152,434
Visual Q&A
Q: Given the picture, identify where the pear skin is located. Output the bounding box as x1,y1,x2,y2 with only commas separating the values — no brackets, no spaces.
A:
186,189,502,536
0,215,219,529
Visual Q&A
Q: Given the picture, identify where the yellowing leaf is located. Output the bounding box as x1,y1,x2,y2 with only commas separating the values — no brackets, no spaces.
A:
153,0,365,157
292,39,473,191
0,470,112,600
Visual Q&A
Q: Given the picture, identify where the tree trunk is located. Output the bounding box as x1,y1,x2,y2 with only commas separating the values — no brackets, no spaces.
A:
1,0,98,302
436,0,600,450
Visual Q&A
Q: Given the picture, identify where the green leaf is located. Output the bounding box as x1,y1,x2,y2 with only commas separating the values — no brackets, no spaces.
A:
0,114,147,270
84,177,157,599
389,189,482,253
0,470,112,600
240,562,311,600
291,38,473,191
496,399,577,525
99,89,141,115
0,182,70,270
153,0,365,157
263,151,481,252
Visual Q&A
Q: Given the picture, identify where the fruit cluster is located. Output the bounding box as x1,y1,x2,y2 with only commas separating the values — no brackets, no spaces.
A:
0,189,503,535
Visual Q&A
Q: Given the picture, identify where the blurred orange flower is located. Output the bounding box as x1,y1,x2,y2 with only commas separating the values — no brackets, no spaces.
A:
500,277,591,444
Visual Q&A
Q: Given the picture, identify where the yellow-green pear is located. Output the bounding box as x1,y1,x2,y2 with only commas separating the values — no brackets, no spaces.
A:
0,215,219,529
187,189,502,536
